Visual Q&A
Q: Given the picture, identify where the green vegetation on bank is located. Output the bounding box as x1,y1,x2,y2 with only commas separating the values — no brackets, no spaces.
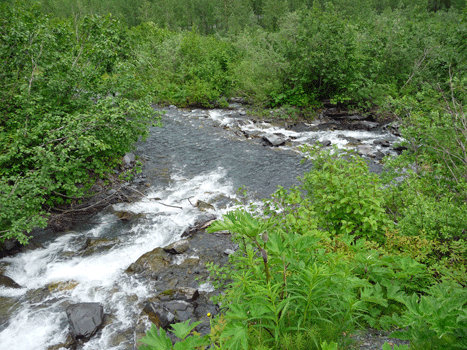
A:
141,147,467,350
0,4,161,243
1,0,467,349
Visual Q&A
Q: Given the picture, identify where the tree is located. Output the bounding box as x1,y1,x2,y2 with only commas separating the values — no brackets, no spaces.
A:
0,4,159,244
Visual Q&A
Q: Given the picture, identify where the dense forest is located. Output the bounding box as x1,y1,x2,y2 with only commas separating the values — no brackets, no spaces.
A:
1,0,467,349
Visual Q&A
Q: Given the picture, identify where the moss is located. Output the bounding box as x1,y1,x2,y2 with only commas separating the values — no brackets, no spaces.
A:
160,289,176,297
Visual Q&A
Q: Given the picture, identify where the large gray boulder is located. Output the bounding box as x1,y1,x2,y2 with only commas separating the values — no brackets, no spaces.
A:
66,302,105,339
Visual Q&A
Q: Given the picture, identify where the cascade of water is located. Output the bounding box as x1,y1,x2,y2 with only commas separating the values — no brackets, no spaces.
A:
0,169,236,350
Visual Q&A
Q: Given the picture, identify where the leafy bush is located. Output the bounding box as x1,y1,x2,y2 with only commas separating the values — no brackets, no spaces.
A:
390,282,467,349
300,146,393,241
128,25,237,107
0,5,160,243
139,319,210,350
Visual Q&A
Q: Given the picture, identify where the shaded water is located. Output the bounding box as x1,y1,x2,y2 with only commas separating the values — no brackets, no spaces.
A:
0,106,399,350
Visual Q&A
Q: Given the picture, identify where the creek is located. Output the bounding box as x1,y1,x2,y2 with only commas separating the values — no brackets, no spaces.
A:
0,104,401,350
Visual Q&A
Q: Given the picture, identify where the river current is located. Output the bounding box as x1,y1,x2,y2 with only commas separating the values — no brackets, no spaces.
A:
0,105,399,350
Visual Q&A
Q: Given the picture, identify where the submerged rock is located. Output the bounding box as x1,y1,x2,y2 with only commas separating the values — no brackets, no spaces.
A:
66,302,105,339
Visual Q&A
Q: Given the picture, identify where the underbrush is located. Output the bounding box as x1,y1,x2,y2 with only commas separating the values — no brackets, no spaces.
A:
140,147,467,350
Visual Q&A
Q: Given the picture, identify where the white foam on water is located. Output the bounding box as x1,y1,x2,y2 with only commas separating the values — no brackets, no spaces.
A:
0,167,237,350
0,306,69,350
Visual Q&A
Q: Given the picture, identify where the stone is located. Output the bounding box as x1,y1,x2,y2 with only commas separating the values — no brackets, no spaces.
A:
320,139,332,147
164,240,190,254
142,302,174,329
66,302,105,339
165,300,194,322
126,247,170,275
195,200,214,212
223,248,236,256
0,274,22,289
123,153,135,167
354,121,380,130
373,139,391,147
262,134,288,146
166,287,200,302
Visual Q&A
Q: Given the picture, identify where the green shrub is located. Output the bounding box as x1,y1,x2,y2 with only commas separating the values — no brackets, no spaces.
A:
390,282,467,349
300,146,393,241
0,5,160,243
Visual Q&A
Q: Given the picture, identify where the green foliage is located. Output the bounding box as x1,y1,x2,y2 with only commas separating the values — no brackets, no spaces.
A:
0,4,160,243
139,319,210,350
204,142,467,348
382,343,409,350
390,282,467,349
300,146,393,241
128,25,238,107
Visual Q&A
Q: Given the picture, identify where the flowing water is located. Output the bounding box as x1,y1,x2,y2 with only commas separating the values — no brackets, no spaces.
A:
0,105,400,350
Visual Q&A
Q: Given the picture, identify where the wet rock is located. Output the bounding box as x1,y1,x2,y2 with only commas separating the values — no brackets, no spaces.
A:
165,300,194,323
179,257,200,267
126,247,170,275
46,280,79,293
164,240,190,254
158,287,200,302
262,134,288,146
0,296,21,329
324,108,350,118
66,302,105,339
0,274,22,289
80,237,120,257
353,121,380,130
347,115,368,121
242,129,264,139
320,139,332,147
0,239,22,258
175,287,199,301
123,153,136,167
46,334,75,350
195,200,214,212
114,211,144,221
357,145,374,157
181,214,217,238
224,248,236,255
374,151,386,160
143,302,175,329
373,139,391,147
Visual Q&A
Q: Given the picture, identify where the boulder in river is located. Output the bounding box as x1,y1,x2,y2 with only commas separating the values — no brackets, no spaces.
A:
0,274,22,289
125,247,170,275
164,240,190,254
66,302,105,339
262,134,288,146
